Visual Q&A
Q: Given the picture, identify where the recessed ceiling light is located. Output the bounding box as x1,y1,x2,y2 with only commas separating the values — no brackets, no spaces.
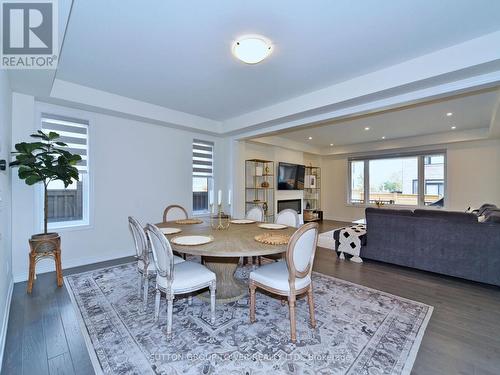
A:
329,143,334,146
451,126,457,130
364,127,370,131
308,136,313,140
381,136,386,140
232,35,273,64
446,112,453,117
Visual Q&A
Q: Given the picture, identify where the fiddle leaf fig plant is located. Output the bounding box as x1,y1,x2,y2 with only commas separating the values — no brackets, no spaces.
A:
10,130,82,234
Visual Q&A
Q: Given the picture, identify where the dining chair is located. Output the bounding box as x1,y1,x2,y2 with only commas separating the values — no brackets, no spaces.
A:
276,209,300,228
163,204,189,222
145,223,216,339
249,222,319,343
128,217,184,308
243,206,266,266
245,206,265,222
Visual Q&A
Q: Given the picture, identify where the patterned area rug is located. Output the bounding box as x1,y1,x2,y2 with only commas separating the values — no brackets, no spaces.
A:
65,262,432,375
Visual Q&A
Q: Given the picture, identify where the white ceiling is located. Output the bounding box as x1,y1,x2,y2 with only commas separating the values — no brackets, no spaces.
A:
273,90,500,147
56,0,500,121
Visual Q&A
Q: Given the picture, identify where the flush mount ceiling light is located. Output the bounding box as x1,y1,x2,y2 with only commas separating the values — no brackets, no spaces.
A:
451,126,457,130
308,136,313,140
232,35,273,64
446,112,453,117
364,127,371,131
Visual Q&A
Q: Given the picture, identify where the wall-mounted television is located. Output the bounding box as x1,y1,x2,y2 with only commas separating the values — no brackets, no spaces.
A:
277,162,305,190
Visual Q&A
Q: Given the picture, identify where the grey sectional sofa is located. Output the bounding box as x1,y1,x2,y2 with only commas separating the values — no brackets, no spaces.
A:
361,207,500,286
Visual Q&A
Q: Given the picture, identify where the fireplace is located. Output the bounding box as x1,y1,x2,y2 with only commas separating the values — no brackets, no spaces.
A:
277,199,301,214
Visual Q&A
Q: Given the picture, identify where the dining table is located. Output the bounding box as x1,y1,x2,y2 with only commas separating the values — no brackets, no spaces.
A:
156,219,297,303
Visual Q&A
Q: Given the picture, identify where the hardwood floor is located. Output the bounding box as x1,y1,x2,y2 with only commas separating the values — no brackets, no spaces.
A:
2,220,500,375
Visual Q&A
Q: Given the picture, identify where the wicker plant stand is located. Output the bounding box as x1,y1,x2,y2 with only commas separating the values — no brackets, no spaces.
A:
27,233,63,293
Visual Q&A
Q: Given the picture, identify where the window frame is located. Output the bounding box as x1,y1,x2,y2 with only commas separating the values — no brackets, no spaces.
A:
192,139,215,216
347,150,447,209
34,103,94,232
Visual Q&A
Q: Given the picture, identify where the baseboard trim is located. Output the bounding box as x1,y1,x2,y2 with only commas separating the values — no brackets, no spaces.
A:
13,251,135,283
0,277,14,370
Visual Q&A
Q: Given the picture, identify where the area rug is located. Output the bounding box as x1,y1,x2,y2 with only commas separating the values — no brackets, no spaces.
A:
65,262,433,375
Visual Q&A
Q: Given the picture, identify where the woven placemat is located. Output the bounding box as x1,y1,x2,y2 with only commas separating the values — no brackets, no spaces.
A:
254,233,290,245
175,218,203,225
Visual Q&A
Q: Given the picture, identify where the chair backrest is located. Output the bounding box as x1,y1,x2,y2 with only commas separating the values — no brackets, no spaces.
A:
145,224,174,279
285,222,319,288
163,205,188,222
246,206,265,222
128,216,148,259
276,209,300,228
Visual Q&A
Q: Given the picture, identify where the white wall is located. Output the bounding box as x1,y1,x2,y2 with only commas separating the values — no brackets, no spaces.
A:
10,95,226,281
320,139,500,221
0,71,13,366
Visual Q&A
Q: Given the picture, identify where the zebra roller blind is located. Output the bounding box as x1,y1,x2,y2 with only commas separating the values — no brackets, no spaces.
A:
192,139,214,177
41,113,89,173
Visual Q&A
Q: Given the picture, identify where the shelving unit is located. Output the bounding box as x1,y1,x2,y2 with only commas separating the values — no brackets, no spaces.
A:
303,166,322,222
245,159,275,223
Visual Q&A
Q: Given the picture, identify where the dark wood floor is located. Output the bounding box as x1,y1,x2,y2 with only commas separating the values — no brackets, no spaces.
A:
2,220,500,375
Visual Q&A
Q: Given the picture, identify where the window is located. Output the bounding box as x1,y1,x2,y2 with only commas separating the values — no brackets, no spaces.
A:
42,113,90,228
192,139,214,213
348,151,446,207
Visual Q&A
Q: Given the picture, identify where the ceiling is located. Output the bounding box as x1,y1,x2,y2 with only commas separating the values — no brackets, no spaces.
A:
273,89,500,147
55,0,500,121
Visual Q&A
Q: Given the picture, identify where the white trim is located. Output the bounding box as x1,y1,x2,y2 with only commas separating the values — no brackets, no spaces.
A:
0,278,14,369
13,250,135,283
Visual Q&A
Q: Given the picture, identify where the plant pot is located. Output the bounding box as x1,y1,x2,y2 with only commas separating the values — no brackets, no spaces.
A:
30,232,60,253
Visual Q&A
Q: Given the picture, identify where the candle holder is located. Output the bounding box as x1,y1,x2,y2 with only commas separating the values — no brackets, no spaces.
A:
209,203,231,230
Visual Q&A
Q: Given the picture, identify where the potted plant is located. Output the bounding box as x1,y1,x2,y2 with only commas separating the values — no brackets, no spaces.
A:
10,130,82,244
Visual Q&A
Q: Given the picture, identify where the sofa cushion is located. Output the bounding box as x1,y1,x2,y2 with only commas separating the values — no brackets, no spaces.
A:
484,209,500,224
413,209,477,224
365,207,414,217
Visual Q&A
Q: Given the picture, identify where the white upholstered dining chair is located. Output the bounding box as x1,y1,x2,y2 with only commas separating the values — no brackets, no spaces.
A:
145,223,216,339
249,222,319,343
246,206,265,222
276,209,300,228
163,204,189,222
128,217,184,307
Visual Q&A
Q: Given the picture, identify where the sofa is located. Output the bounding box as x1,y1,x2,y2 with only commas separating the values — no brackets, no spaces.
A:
361,207,500,286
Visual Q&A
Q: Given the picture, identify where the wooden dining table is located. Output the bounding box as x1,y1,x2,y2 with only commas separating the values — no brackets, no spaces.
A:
157,219,297,303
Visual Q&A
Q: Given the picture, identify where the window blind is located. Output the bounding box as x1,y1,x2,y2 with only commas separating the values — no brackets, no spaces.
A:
41,113,89,173
192,139,214,177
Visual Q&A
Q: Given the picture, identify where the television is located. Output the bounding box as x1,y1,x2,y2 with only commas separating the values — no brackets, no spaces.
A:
278,162,305,190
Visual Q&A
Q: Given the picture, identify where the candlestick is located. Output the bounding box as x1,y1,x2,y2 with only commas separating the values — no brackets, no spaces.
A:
228,190,231,206
218,190,222,205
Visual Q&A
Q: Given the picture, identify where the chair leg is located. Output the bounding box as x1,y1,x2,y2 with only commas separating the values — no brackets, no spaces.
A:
166,292,174,340
209,281,216,325
249,281,256,323
143,276,149,309
27,253,35,294
307,286,316,328
288,295,297,343
154,288,161,322
138,274,143,298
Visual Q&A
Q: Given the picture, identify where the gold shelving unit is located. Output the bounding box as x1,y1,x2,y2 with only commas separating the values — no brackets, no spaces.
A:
245,159,275,223
303,166,322,222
